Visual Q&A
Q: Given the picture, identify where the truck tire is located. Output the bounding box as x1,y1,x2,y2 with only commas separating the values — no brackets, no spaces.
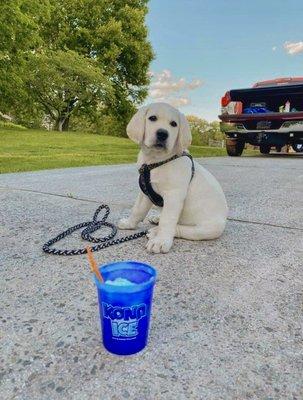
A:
260,144,271,154
226,139,245,156
292,144,303,152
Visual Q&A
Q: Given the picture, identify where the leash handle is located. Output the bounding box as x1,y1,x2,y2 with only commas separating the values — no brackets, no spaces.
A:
42,205,147,256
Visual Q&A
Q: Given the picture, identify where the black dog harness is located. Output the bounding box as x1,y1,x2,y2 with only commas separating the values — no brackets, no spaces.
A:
138,152,195,207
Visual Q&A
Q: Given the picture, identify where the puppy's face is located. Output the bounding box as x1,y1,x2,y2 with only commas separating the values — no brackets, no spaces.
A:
144,103,180,152
127,102,192,155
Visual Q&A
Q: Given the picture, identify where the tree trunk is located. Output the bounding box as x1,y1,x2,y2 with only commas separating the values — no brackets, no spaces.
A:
54,98,77,131
54,115,70,131
54,116,65,131
62,115,70,131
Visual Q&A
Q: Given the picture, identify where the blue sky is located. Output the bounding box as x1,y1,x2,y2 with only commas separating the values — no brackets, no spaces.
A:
146,0,303,121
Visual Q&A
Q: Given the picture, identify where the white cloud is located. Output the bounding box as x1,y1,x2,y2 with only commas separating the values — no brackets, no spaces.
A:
170,97,191,107
149,95,191,108
187,79,202,90
284,41,303,55
148,69,203,108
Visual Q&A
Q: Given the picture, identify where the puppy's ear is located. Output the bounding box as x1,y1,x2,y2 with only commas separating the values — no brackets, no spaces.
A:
176,112,192,153
126,105,149,144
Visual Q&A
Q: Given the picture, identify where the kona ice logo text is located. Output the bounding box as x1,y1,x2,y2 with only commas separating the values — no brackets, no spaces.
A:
102,302,147,338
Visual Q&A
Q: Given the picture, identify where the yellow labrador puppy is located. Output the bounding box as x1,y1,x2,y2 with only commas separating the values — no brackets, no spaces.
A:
118,102,228,253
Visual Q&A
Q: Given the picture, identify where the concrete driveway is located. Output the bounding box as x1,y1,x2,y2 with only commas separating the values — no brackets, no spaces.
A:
0,156,302,400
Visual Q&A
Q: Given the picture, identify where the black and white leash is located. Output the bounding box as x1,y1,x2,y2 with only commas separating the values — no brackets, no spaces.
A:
42,204,147,256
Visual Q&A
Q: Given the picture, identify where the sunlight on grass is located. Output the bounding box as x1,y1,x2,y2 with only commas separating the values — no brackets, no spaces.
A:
0,128,256,173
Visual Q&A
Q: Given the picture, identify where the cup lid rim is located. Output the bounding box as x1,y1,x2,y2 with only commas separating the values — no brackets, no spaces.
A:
94,260,157,292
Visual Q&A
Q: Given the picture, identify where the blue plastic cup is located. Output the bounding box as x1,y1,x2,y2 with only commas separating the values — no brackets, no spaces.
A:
94,261,157,355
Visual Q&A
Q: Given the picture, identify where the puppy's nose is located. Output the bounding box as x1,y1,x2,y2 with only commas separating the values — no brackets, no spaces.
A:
156,129,169,141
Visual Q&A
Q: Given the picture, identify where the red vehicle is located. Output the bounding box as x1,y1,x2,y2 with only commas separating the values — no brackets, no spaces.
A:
219,77,303,156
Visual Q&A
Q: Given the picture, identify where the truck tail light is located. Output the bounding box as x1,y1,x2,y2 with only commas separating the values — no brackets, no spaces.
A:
221,91,231,107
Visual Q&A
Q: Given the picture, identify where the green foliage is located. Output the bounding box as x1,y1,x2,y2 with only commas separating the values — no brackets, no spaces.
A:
0,1,50,119
68,113,126,136
0,0,153,132
187,115,224,146
24,49,113,130
0,0,49,55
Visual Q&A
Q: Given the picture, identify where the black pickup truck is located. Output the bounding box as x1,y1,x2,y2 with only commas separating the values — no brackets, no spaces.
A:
219,77,303,156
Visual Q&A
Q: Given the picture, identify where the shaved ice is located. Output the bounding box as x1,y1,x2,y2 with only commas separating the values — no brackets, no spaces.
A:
105,277,136,286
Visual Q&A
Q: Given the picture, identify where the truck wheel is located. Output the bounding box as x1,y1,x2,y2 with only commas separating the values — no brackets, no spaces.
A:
226,139,245,156
292,144,303,152
260,144,271,154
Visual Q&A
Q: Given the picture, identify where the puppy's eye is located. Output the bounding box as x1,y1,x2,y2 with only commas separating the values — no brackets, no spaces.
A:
170,121,178,127
148,115,157,122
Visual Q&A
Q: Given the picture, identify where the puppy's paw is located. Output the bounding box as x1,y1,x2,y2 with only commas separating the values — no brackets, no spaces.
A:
146,235,173,254
148,215,160,225
117,218,137,230
146,226,158,240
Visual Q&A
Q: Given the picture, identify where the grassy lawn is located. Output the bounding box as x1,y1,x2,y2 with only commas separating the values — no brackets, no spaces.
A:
0,128,255,174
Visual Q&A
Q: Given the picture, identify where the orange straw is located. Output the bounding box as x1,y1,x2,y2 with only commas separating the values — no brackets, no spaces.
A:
86,246,103,283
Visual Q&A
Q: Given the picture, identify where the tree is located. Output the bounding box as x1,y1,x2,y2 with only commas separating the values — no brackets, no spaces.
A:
0,0,153,132
208,121,223,141
187,115,223,146
0,0,50,119
24,50,113,131
36,0,153,131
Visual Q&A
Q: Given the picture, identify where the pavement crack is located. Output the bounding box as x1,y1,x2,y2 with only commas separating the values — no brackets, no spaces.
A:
0,186,101,204
1,185,302,232
198,161,303,171
228,217,303,231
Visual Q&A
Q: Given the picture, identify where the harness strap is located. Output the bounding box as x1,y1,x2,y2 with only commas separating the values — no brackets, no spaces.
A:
139,166,164,207
138,153,180,174
138,152,195,207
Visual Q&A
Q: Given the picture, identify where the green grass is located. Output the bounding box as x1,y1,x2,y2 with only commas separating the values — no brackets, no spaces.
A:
0,128,255,174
